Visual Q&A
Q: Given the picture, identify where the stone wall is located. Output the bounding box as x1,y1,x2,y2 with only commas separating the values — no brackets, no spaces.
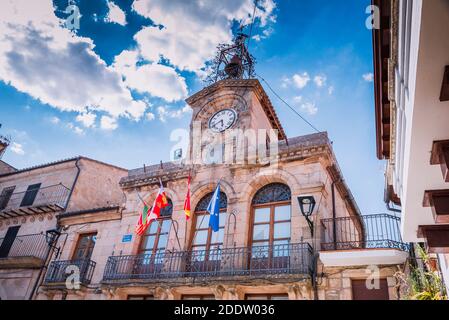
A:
65,158,127,212
318,265,401,300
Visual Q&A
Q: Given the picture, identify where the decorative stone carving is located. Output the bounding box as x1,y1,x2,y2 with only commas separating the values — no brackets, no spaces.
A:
211,285,226,300
154,287,174,300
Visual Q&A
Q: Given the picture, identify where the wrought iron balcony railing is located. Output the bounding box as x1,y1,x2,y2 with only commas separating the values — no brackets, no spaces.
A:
0,184,70,218
103,243,313,282
44,259,96,286
320,213,410,252
0,233,48,260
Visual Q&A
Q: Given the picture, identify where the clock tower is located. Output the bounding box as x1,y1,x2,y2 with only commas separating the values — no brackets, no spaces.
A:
185,33,287,165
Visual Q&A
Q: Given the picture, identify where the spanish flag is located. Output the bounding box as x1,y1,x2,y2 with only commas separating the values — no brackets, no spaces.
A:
183,175,191,220
135,179,168,235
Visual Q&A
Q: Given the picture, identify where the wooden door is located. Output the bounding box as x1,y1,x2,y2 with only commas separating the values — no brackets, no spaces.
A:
351,279,389,300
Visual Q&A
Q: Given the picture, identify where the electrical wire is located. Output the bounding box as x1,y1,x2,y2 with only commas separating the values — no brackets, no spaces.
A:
246,0,258,52
256,73,321,134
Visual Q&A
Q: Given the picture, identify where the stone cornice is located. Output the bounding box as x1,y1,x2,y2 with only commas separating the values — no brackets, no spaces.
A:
120,135,332,189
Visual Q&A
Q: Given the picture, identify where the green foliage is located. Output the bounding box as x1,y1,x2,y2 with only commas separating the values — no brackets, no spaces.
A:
395,245,447,300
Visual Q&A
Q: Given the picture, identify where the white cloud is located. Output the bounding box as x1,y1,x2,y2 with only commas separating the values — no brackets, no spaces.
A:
252,35,262,42
363,73,374,82
50,116,60,124
157,104,192,122
300,102,318,116
114,51,188,102
146,112,155,121
105,1,127,26
0,0,147,131
10,142,25,155
76,112,96,128
292,72,311,89
281,76,291,88
293,96,303,103
313,75,326,87
67,123,84,135
328,86,334,95
131,0,276,73
100,115,118,130
293,97,317,116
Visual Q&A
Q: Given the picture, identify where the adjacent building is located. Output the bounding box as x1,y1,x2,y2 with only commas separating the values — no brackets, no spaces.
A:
372,0,449,290
0,156,127,299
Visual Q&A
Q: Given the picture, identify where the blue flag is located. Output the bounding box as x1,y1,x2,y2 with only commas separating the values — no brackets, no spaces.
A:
207,183,221,232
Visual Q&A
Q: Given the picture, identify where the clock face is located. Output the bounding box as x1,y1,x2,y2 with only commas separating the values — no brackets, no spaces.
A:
208,108,237,133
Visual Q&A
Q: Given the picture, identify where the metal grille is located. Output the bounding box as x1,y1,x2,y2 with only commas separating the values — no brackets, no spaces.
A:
252,183,291,205
160,198,173,217
103,243,313,282
0,183,70,216
0,233,48,259
320,214,410,251
195,192,227,212
45,259,96,285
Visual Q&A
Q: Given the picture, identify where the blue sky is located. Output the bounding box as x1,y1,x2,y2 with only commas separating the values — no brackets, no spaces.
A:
0,0,385,214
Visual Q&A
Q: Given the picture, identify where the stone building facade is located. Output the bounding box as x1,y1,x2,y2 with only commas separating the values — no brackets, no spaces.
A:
30,79,410,300
0,157,127,299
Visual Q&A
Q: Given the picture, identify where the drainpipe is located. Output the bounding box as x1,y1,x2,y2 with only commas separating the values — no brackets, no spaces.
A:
64,157,81,210
28,158,81,300
28,228,61,300
331,181,337,250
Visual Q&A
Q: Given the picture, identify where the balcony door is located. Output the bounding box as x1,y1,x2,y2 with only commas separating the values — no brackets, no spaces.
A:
73,233,97,261
189,192,227,273
0,186,15,211
250,183,291,271
0,226,20,258
20,183,41,207
137,199,173,274
71,233,97,283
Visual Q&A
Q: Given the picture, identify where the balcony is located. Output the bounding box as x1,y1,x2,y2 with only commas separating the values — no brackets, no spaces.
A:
0,233,48,268
0,184,70,219
319,214,410,267
103,243,313,284
44,259,96,287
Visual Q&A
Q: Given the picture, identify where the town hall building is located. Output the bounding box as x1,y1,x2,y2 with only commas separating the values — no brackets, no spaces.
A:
0,35,409,300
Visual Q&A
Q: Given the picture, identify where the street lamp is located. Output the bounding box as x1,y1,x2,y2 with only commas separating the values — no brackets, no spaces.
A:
297,195,316,236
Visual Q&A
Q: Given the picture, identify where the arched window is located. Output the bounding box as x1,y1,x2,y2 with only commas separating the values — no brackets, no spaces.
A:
251,183,291,249
140,198,173,255
191,191,227,254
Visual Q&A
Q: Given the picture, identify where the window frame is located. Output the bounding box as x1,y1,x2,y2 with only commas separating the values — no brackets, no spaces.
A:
138,217,172,256
250,200,292,248
72,232,97,261
138,199,173,256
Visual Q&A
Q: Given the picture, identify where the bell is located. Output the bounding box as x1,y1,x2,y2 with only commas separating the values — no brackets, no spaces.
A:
224,55,243,78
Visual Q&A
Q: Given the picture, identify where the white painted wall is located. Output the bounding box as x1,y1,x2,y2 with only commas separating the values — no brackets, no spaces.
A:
393,0,449,242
